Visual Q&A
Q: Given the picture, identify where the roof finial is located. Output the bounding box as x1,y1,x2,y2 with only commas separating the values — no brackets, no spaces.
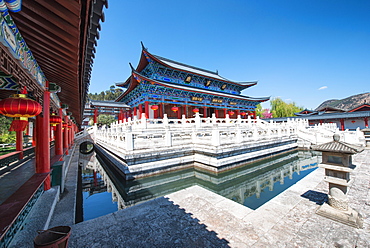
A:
216,69,218,75
129,62,135,71
140,41,147,51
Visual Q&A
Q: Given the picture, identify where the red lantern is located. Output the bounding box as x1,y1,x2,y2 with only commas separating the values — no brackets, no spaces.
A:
0,88,42,131
171,106,179,112
50,113,62,130
62,122,67,129
229,111,235,116
240,112,246,116
151,105,159,111
351,120,356,123
192,108,199,113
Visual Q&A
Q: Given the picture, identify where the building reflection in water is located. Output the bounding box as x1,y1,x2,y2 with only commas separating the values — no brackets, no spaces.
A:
79,150,321,220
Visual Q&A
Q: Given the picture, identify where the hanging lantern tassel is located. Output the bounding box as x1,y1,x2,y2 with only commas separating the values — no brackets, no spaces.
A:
0,87,42,132
9,117,28,131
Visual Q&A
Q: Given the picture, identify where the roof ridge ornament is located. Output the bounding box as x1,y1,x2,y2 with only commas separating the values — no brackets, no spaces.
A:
129,62,135,72
140,41,147,51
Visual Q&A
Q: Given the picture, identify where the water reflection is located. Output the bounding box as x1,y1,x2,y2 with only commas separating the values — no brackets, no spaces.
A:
80,150,321,220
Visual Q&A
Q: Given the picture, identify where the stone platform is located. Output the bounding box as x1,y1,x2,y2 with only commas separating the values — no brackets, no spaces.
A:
66,150,369,247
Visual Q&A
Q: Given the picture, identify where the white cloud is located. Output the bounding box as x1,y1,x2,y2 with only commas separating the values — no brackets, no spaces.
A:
318,86,328,90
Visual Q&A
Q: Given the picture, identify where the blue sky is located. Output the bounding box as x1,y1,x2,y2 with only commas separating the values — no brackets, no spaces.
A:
89,0,370,110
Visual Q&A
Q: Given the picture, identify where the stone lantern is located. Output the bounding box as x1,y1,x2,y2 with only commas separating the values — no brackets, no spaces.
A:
311,133,364,228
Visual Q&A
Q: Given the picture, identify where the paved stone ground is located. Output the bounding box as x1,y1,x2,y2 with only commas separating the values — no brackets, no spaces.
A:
67,149,370,248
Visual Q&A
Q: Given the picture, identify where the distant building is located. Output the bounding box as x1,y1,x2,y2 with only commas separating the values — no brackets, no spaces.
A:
270,103,370,130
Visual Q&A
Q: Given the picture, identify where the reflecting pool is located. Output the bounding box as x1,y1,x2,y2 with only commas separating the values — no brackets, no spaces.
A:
79,149,321,221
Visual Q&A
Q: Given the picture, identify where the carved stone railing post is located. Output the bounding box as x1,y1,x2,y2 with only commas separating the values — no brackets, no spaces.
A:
211,113,217,124
212,124,220,146
236,115,241,125
194,112,201,128
165,126,172,147
225,114,230,123
125,126,134,151
181,114,186,126
140,113,147,129
163,114,169,126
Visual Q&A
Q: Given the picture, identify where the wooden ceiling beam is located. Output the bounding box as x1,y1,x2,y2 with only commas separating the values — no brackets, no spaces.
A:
20,3,80,37
54,0,81,16
12,16,77,48
23,39,77,65
13,9,78,45
34,0,80,26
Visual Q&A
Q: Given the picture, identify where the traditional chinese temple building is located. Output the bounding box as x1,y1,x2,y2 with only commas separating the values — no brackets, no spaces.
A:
115,44,269,119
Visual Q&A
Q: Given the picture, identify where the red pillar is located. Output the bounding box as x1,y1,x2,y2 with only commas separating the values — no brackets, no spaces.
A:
32,121,36,146
177,106,181,119
25,123,29,136
134,107,137,118
16,130,24,159
145,101,149,119
224,109,227,117
159,103,163,119
236,110,239,117
340,119,345,131
365,117,368,128
55,110,63,156
203,107,207,118
63,117,69,155
122,111,126,122
183,105,187,118
68,122,72,148
139,105,142,119
36,90,51,190
93,108,98,124
215,109,219,118
69,123,73,147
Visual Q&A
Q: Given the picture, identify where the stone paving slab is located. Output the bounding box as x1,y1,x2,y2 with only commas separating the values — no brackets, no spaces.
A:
67,149,369,247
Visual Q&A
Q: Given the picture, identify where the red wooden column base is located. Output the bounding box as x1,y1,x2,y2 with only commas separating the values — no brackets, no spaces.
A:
16,130,24,159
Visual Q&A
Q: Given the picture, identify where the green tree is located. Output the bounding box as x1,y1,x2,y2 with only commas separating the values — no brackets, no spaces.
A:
270,97,304,118
98,114,116,126
88,85,123,101
0,116,16,143
255,104,263,117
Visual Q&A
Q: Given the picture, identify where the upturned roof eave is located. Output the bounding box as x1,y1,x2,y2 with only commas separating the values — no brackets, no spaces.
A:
132,71,269,102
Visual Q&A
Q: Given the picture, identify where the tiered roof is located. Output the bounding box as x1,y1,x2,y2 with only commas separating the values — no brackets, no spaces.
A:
117,44,269,104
